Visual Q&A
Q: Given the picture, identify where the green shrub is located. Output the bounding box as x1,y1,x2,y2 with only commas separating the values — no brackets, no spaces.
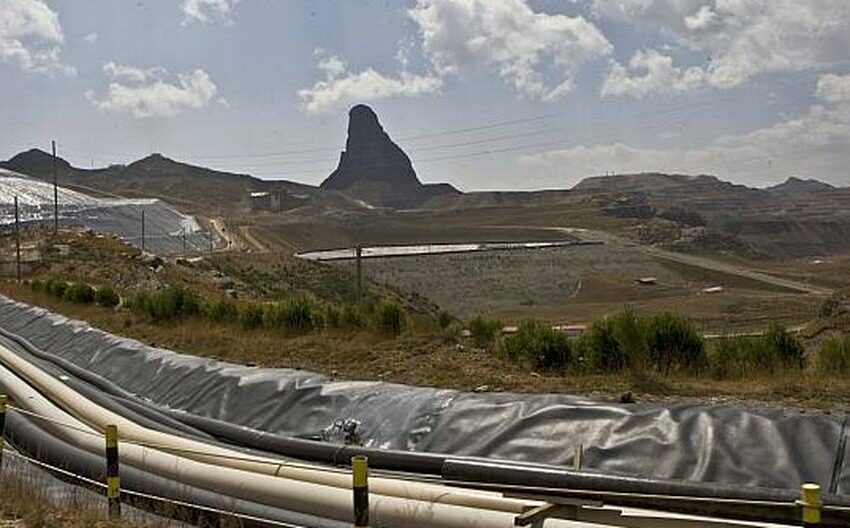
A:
764,322,805,369
125,291,151,314
586,317,626,372
817,334,850,374
438,310,453,330
129,286,199,321
94,286,120,307
62,283,95,304
29,279,45,293
264,296,317,333
503,321,571,371
610,306,648,370
204,298,238,322
644,312,706,374
468,316,502,348
238,304,265,330
323,304,342,329
708,336,774,379
340,303,366,329
45,278,68,299
373,301,405,335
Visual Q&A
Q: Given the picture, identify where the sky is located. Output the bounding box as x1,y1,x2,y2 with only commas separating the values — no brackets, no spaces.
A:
0,0,849,191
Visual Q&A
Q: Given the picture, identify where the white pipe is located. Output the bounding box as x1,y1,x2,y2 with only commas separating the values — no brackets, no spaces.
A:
1,361,589,527
0,344,790,528
0,341,534,514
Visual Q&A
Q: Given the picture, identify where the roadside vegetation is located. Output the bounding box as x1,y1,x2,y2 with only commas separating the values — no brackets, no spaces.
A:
28,278,407,336
467,307,838,383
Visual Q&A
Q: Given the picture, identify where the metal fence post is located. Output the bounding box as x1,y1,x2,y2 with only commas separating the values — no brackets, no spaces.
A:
801,483,821,527
105,424,121,520
352,455,369,528
0,394,6,472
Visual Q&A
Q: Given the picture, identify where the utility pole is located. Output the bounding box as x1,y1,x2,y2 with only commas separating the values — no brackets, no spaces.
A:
52,141,58,235
182,228,187,254
208,232,213,254
355,245,363,302
141,210,146,253
14,196,21,283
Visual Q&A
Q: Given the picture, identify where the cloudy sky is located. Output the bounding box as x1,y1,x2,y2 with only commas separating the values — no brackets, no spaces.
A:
1,0,849,190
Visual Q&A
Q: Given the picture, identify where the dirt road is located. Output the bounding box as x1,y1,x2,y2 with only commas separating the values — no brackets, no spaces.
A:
561,228,832,296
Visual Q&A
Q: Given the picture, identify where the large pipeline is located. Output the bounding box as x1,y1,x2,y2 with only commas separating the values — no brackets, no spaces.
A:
2,324,849,523
1,358,792,528
4,409,349,528
0,342,599,527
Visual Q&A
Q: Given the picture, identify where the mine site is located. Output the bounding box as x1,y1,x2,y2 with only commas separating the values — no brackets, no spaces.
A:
1,1,850,527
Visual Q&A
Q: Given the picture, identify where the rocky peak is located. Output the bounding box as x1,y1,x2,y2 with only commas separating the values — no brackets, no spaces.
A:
768,176,835,194
320,105,424,205
0,148,72,178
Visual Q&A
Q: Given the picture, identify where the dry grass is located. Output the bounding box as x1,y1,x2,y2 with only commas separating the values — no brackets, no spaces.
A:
0,467,152,528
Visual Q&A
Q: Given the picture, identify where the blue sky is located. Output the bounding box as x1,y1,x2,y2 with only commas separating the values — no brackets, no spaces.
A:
1,0,849,190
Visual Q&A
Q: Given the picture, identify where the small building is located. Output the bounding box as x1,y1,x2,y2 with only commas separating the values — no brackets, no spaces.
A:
703,286,725,294
248,190,287,212
634,277,658,285
553,324,588,337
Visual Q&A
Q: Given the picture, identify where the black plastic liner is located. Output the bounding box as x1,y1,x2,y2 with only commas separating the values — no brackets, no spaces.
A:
1,295,848,496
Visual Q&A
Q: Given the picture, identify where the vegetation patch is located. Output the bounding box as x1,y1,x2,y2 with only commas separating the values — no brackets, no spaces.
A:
467,315,502,348
503,320,571,371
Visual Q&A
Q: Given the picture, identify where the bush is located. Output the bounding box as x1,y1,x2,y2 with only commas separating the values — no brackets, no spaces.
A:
45,279,68,299
339,303,366,329
468,316,502,348
128,286,199,321
62,283,95,304
264,296,317,333
644,313,706,373
94,286,120,307
764,322,805,369
708,337,774,379
438,310,454,330
610,307,648,370
29,279,45,293
503,321,571,371
204,298,238,322
817,334,850,374
323,304,341,329
238,304,265,330
373,301,405,335
585,317,626,372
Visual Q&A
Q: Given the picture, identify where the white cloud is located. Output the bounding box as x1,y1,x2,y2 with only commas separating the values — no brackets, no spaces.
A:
585,0,850,95
602,49,706,97
817,74,850,103
298,52,442,115
0,0,74,75
103,62,167,83
83,32,98,44
520,76,850,186
409,0,612,100
181,0,239,25
316,53,346,80
89,64,220,118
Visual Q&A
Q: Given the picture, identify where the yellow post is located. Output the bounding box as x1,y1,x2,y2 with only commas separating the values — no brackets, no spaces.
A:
105,424,120,520
801,483,821,527
352,455,369,528
573,444,583,471
0,395,6,471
